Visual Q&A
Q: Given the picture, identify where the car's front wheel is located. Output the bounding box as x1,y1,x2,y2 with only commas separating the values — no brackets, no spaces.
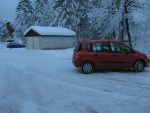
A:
81,62,94,74
134,60,145,72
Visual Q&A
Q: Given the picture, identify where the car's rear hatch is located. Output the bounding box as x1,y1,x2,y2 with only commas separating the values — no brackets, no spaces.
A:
72,41,81,63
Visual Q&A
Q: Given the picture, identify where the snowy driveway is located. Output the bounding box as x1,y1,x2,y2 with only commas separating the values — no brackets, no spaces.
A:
0,47,150,113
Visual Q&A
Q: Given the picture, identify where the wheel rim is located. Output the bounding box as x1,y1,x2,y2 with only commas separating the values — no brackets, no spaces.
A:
135,61,144,72
82,63,93,73
136,62,144,72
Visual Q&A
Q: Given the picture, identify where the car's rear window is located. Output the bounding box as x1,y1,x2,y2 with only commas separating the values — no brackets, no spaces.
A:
74,41,81,52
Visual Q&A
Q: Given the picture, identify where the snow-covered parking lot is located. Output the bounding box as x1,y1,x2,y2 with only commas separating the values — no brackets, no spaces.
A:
0,44,150,113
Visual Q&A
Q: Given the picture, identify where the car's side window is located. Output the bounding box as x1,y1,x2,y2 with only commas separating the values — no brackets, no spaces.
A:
110,42,130,53
92,42,112,52
110,43,120,52
93,43,101,52
86,43,94,52
121,45,131,53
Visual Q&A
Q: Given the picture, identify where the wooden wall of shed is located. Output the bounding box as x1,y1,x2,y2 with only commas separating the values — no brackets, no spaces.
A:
26,36,73,50
26,36,40,50
39,37,73,50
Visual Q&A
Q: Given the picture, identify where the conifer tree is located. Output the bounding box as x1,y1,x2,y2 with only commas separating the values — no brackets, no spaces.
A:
0,21,9,42
52,0,80,31
77,0,91,39
15,0,34,38
33,0,52,26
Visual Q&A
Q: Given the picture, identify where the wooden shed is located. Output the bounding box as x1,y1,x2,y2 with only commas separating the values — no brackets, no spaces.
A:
24,26,76,50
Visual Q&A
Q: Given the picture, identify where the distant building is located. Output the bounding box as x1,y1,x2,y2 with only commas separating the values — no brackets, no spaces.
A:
24,26,76,50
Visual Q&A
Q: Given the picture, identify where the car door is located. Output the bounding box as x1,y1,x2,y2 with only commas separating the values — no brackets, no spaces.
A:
109,42,134,69
91,42,114,69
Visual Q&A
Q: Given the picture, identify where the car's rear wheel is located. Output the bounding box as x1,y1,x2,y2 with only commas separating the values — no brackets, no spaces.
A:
81,62,94,74
134,60,144,72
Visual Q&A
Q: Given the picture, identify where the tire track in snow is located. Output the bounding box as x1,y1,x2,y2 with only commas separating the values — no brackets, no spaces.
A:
33,66,150,100
0,63,150,113
0,64,47,113
93,75,150,90
26,67,150,101
0,64,23,113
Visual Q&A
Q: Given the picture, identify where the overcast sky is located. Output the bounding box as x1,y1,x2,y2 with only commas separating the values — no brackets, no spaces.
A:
0,0,18,22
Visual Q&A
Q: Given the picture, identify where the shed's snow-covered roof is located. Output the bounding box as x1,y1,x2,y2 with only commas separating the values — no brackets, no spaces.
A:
24,26,76,37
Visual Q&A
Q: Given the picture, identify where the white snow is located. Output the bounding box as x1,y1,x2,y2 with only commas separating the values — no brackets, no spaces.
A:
24,26,76,37
0,43,150,113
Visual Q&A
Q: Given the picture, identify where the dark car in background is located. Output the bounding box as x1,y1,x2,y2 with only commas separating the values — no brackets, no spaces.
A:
7,42,25,48
72,40,149,74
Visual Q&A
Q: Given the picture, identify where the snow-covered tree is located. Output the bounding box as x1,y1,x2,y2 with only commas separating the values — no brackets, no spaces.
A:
6,22,15,39
77,0,91,40
0,21,9,42
15,0,34,39
33,0,53,26
130,0,150,50
88,0,119,39
51,0,80,31
88,0,138,43
119,0,138,47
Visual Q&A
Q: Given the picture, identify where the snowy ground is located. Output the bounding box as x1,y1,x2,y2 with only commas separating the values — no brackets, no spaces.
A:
0,43,150,113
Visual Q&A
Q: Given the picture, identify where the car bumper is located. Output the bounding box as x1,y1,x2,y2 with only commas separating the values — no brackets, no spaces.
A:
72,58,80,68
146,59,150,67
148,59,150,67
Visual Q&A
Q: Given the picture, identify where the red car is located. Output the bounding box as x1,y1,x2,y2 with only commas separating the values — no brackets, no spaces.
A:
72,40,149,74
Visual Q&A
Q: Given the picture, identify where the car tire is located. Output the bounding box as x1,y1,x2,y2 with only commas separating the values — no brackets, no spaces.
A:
81,62,94,74
134,60,144,72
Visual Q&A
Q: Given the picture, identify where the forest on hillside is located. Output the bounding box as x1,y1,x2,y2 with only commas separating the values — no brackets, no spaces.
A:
0,0,150,48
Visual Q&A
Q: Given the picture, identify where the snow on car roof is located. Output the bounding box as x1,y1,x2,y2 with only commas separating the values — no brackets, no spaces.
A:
24,26,76,37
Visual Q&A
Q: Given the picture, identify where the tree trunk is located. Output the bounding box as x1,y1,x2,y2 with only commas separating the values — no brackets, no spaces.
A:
124,0,132,47
120,18,124,42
